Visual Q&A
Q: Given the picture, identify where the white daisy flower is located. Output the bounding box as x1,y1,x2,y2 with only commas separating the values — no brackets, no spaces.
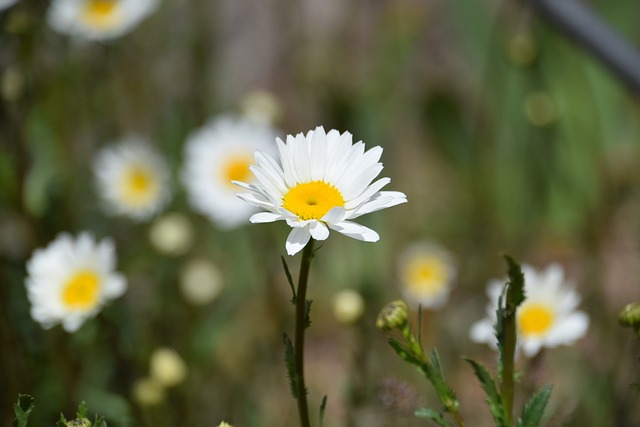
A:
470,263,589,357
398,242,455,309
181,115,278,229
25,232,127,333
235,126,408,256
0,0,19,11
47,0,157,41
94,137,171,221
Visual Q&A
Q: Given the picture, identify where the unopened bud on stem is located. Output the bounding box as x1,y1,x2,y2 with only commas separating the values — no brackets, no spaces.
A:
376,300,409,331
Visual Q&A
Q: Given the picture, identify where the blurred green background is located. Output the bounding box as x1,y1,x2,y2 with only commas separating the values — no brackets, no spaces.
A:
2,0,640,426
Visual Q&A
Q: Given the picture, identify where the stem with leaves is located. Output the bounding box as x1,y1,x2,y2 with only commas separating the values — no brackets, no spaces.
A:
293,239,315,427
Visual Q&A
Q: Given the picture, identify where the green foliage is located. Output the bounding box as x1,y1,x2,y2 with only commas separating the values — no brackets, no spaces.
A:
304,299,313,328
319,395,328,427
12,394,35,427
281,256,296,304
283,333,298,398
517,385,553,427
504,255,526,314
415,407,454,427
464,359,507,427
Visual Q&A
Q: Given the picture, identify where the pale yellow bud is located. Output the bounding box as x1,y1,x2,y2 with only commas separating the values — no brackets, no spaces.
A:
149,347,188,388
240,90,282,126
216,422,233,427
180,258,223,305
376,300,409,331
132,377,165,406
332,290,365,325
149,213,193,256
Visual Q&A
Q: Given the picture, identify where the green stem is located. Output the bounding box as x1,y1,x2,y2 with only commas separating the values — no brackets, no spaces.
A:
502,294,517,427
294,239,315,427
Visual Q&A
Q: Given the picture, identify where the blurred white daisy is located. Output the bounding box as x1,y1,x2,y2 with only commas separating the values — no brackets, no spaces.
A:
182,115,278,229
47,0,157,41
25,232,127,333
94,137,171,221
470,263,589,357
398,242,455,309
0,0,19,11
235,126,407,255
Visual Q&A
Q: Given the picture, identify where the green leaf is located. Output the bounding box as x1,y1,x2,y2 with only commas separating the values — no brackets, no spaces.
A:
13,394,35,427
319,395,328,427
76,402,88,419
464,359,507,427
504,255,526,312
517,384,552,427
387,338,424,368
281,256,296,304
415,407,453,427
93,415,108,427
429,350,457,403
305,299,312,328
56,413,67,427
283,333,298,398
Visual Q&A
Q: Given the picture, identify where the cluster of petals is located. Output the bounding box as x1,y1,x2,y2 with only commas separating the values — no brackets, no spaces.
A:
235,126,407,255
25,232,127,332
48,0,157,41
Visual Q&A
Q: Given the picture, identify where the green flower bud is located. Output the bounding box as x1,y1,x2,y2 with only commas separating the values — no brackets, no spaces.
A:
619,302,640,328
376,300,409,331
66,418,91,427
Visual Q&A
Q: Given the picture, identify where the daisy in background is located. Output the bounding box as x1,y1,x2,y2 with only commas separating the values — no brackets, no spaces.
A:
182,115,278,229
47,0,158,41
94,137,171,221
235,126,408,255
398,242,456,309
470,263,589,357
0,0,19,11
25,232,127,333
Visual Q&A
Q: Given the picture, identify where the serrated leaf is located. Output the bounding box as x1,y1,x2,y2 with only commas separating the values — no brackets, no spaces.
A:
76,402,88,419
388,339,423,368
93,415,108,427
429,350,457,402
281,256,296,304
504,255,526,311
305,299,312,328
464,359,507,427
517,384,552,427
283,333,298,398
415,407,453,427
319,395,328,427
56,413,67,427
13,394,35,427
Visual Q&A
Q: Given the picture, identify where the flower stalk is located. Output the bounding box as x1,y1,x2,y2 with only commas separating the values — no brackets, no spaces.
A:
293,239,315,427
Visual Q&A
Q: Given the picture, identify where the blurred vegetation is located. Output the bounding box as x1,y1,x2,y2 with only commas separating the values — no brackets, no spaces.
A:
2,0,640,426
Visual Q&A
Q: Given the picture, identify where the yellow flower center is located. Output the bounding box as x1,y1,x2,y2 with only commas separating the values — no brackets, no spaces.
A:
82,0,119,28
62,270,101,310
518,303,555,336
282,181,345,221
120,166,159,207
222,155,254,187
404,257,448,297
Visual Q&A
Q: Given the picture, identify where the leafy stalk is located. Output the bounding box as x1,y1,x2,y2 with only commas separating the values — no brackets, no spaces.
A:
293,239,315,427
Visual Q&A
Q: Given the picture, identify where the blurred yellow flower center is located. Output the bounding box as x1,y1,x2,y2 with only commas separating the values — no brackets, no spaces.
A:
120,166,158,206
404,257,448,296
63,270,101,309
518,303,555,336
82,0,119,28
223,155,253,186
283,181,344,221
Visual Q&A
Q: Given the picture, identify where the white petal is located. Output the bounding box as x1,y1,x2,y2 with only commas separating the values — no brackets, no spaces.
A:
329,221,379,242
344,177,390,210
349,191,407,219
469,319,495,345
250,212,284,223
309,221,330,240
545,312,589,346
286,226,312,256
309,127,328,181
321,206,346,224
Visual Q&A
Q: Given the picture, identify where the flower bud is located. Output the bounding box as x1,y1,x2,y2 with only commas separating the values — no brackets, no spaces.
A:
149,347,188,388
618,302,640,329
216,422,233,427
332,289,365,325
376,300,409,331
132,377,165,406
66,419,91,427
